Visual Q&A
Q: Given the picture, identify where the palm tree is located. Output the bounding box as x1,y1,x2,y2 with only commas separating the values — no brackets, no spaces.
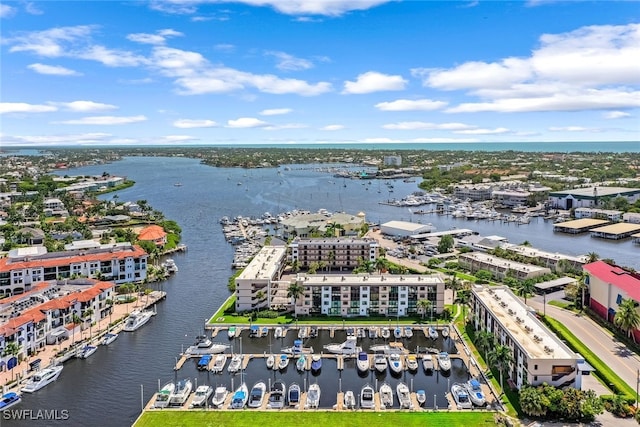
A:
446,274,463,302
71,313,82,345
105,298,114,328
614,298,640,343
82,308,95,341
489,344,514,393
475,330,494,363
417,299,432,320
287,282,305,319
586,252,600,263
514,280,536,305
375,257,387,274
2,341,21,381
576,272,589,311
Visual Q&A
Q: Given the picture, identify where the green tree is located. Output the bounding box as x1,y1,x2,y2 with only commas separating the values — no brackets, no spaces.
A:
514,280,536,304
71,313,82,346
445,274,463,302
474,330,494,363
489,344,514,393
614,298,640,343
475,270,493,283
105,298,114,327
1,341,21,381
437,234,454,253
519,385,549,417
586,252,599,263
417,299,432,320
287,282,305,318
82,308,95,340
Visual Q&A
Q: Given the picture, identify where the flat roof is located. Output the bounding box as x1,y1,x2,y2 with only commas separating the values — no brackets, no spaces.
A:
550,186,640,197
381,220,432,232
590,223,640,235
237,246,287,281
553,218,609,229
412,228,473,239
535,276,577,290
460,252,550,274
301,273,442,287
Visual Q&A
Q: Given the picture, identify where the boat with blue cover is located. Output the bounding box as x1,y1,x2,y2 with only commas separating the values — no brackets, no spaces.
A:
197,354,212,370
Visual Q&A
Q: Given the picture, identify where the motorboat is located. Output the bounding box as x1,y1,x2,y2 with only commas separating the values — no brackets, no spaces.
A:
360,384,374,409
370,342,408,354
442,326,450,339
122,309,154,332
161,258,178,273
451,383,473,409
323,336,360,355
282,339,313,355
357,328,366,339
422,354,434,373
77,345,98,359
274,326,283,339
185,335,229,355
152,382,175,408
405,354,419,371
397,382,411,409
311,354,322,372
309,326,318,338
381,327,390,339
306,383,320,409
368,327,378,339
343,390,356,409
416,389,426,405
467,379,486,407
101,332,118,345
394,327,403,339
379,382,393,408
248,381,267,408
211,354,226,373
288,382,301,406
197,354,212,370
169,378,193,406
227,326,237,339
345,327,355,337
298,326,308,339
388,353,403,375
356,352,369,373
296,354,306,371
211,386,228,407
249,325,259,338
266,354,275,370
230,382,248,409
374,353,388,373
428,326,438,340
21,365,63,393
0,392,21,411
437,352,451,372
404,327,413,338
227,354,242,373
268,380,286,409
261,326,269,337
190,385,213,408
278,354,289,370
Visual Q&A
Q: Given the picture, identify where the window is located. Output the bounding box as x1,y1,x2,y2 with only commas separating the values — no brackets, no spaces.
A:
616,294,622,305
534,364,538,370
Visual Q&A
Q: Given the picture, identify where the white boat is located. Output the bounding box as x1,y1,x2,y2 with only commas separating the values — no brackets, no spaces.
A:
227,354,242,373
467,379,487,407
296,354,306,372
185,335,230,355
268,380,286,409
0,392,21,411
388,353,403,374
442,326,450,338
288,382,301,406
381,327,390,339
227,326,237,339
379,382,393,408
343,390,356,409
161,258,178,273
211,354,226,373
153,382,175,408
360,384,375,409
422,354,434,372
356,352,369,373
397,382,411,409
298,327,308,339
437,351,451,372
190,385,213,408
230,382,248,409
101,332,118,345
211,386,228,407
367,327,378,339
306,383,320,409
405,354,419,371
278,354,289,370
274,326,283,339
248,381,267,408
393,327,403,339
416,389,426,405
404,327,413,338
169,378,193,406
21,365,63,393
428,326,438,340
374,353,388,373
323,336,360,355
311,354,322,372
451,383,473,409
122,309,154,332
266,354,275,370
77,345,98,359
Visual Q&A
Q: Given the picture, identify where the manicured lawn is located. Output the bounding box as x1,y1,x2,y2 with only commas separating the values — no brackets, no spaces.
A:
134,410,496,427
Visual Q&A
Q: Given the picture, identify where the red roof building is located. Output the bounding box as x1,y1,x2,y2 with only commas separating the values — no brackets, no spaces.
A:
137,225,167,247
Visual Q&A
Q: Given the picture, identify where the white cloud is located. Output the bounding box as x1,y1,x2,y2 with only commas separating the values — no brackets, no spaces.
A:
343,71,407,94
214,43,235,52
79,45,148,67
7,25,94,57
603,111,631,119
264,123,307,130
162,135,198,142
0,132,112,145
266,51,313,71
0,102,57,114
260,108,292,116
226,117,269,128
375,98,448,111
27,63,81,76
0,4,16,18
56,115,147,125
127,29,183,45
173,119,218,128
548,126,599,132
453,127,510,135
382,121,474,130
361,137,479,143
55,101,118,112
25,2,44,15
321,124,345,131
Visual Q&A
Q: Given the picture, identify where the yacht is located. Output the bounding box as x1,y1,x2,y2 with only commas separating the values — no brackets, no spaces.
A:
190,385,213,408
311,354,322,372
268,380,286,409
441,326,450,339
185,335,229,355
21,365,63,393
101,332,118,345
227,326,237,339
374,353,388,373
169,378,193,406
153,382,174,408
416,389,426,406
278,354,289,370
437,352,451,372
227,354,242,373
266,353,275,370
309,326,319,338
197,354,212,370
404,327,413,338
230,382,248,409
343,390,356,409
360,384,375,409
77,345,98,359
323,336,360,355
388,353,403,375
306,383,320,409
428,326,438,340
211,354,226,373
296,354,306,372
0,392,21,411
381,327,390,339
161,258,178,273
467,379,487,407
405,354,419,371
274,326,283,339
367,327,378,339
122,309,154,332
379,382,393,408
422,354,434,373
356,352,369,373
451,383,473,409
397,382,411,409
298,327,308,339
288,382,301,406
211,386,228,407
248,381,266,408
394,327,403,339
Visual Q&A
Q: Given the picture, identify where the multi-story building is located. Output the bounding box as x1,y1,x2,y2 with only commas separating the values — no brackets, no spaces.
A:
0,243,148,296
458,252,551,281
292,274,444,317
548,186,640,210
235,246,288,312
500,244,587,272
289,238,379,270
383,155,402,166
279,212,366,239
574,208,622,222
470,286,584,389
453,184,493,201
491,189,530,208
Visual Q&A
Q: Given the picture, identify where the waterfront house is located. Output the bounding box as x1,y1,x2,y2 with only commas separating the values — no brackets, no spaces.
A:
137,225,167,247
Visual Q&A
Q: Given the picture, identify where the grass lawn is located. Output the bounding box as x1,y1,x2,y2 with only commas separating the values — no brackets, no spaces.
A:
134,410,496,427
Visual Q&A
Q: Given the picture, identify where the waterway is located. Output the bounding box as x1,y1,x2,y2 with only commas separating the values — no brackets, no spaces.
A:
12,156,639,427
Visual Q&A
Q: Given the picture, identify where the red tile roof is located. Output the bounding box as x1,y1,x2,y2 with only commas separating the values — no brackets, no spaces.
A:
137,225,167,241
584,260,640,301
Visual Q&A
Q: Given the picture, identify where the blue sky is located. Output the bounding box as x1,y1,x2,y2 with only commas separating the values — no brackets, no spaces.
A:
1,0,639,146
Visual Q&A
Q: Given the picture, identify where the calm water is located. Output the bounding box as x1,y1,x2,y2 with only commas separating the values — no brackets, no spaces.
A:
12,156,638,427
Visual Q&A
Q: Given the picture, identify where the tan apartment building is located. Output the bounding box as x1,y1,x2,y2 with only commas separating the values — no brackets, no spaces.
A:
289,237,379,270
